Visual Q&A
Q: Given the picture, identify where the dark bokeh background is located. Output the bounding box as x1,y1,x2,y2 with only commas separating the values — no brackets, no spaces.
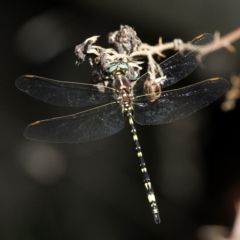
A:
1,1,240,239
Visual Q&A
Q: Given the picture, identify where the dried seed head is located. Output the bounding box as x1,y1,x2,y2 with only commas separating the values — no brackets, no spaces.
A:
108,25,142,54
75,36,100,65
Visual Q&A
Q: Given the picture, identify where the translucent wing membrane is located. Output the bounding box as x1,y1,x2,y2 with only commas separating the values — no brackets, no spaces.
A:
133,78,229,125
15,75,116,107
24,103,124,143
133,33,214,96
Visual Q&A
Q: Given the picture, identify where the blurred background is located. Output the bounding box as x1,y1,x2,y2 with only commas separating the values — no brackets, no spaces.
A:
1,0,240,239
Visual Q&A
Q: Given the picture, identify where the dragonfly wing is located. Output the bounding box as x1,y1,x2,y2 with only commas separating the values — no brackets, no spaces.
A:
16,75,116,107
133,78,229,125
133,33,214,95
159,33,214,88
24,103,124,143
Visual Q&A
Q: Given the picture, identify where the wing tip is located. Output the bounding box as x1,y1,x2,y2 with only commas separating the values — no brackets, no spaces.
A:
30,121,40,126
210,77,219,81
210,77,230,92
210,77,230,85
196,33,213,39
196,33,205,39
24,74,35,78
15,74,35,90
23,122,42,142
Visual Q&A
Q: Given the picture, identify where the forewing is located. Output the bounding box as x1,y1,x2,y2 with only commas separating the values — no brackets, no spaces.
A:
133,33,214,96
24,103,124,143
133,78,229,125
16,75,116,107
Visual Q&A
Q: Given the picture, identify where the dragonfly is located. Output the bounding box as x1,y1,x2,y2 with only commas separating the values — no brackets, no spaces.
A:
15,33,229,224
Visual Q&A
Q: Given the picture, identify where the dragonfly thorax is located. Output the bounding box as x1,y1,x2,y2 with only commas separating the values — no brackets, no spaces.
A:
112,73,134,106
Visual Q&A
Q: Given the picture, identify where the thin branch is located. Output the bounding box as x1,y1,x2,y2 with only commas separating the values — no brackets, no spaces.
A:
74,25,240,89
221,75,240,111
197,201,240,240
211,28,240,53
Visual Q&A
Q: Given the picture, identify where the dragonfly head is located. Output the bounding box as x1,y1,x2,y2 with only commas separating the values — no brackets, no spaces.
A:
105,62,129,76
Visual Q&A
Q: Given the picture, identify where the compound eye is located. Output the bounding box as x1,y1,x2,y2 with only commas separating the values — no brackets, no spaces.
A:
107,65,117,73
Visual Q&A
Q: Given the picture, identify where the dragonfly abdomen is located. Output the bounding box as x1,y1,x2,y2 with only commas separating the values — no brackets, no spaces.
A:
127,110,161,224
